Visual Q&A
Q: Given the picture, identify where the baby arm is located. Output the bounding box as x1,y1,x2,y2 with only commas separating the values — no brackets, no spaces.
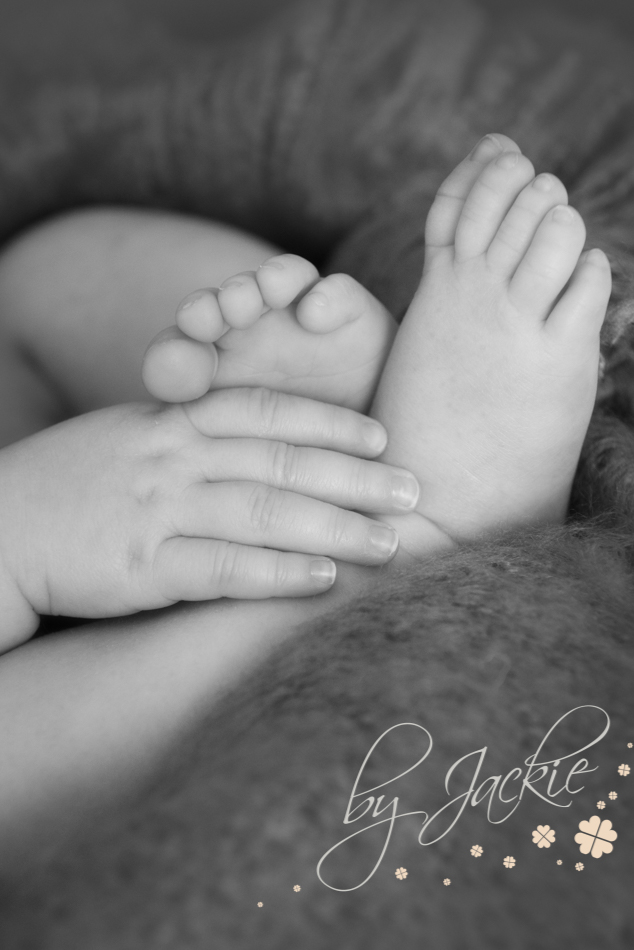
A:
0,388,423,652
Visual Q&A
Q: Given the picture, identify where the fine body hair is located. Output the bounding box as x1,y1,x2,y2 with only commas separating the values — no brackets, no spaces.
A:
0,0,633,946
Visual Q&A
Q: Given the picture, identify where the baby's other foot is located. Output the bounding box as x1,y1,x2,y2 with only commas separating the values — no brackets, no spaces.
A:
142,254,397,413
373,134,611,546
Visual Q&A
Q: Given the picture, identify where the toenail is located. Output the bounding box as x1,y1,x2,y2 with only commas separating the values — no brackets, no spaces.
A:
306,291,328,307
368,524,399,559
390,473,419,509
259,260,285,270
586,248,608,267
495,150,520,169
552,205,575,223
221,279,245,289
469,134,503,162
532,174,555,193
178,291,206,310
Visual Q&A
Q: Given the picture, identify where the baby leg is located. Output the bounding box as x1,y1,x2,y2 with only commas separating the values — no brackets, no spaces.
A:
0,207,280,444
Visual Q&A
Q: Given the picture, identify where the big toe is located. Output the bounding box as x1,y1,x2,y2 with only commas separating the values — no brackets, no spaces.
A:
142,326,218,403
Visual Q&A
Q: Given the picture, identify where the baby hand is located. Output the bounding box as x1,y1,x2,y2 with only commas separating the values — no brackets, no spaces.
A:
0,388,419,652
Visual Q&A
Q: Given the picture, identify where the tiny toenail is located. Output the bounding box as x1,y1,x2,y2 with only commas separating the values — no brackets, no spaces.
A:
307,291,328,307
178,291,206,310
390,473,420,509
368,524,399,559
222,279,245,289
469,134,503,162
586,248,608,266
532,174,554,192
552,205,575,223
259,260,285,270
495,150,520,169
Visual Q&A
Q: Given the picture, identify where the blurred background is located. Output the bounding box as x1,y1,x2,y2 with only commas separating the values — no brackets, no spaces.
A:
2,0,634,92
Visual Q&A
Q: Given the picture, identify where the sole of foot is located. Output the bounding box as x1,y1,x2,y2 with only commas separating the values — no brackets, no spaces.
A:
142,253,397,413
372,133,611,544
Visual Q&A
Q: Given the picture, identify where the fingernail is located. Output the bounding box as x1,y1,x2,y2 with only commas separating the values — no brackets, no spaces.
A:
469,134,503,162
363,423,387,454
496,150,520,169
310,558,337,586
532,173,555,193
368,524,399,559
390,473,419,510
552,205,575,223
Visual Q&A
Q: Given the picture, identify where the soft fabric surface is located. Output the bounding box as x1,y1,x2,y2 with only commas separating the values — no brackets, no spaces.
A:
0,0,633,946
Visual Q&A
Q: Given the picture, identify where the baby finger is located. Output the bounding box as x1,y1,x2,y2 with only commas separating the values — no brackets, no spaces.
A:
153,537,336,600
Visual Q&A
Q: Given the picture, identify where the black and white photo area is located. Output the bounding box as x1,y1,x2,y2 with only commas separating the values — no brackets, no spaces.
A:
0,0,632,947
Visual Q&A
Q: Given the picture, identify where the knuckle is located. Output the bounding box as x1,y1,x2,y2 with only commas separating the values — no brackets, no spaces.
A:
245,483,286,535
323,506,350,549
267,551,290,591
212,541,244,590
247,387,284,438
348,459,373,499
321,400,342,442
267,440,302,489
212,543,289,595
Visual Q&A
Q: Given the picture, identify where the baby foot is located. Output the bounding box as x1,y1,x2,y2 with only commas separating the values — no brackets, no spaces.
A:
142,254,397,413
373,134,612,546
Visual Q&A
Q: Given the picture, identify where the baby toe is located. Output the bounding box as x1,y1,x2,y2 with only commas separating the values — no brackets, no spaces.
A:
142,326,218,403
546,248,612,343
487,173,569,277
256,253,319,310
454,150,535,261
509,205,587,319
176,288,226,343
217,271,266,329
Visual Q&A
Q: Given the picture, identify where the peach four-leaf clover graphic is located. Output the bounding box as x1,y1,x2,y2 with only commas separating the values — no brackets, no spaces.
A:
609,791,618,800
395,867,408,880
503,856,516,869
293,885,301,892
574,816,617,858
443,878,451,886
532,825,556,848
618,764,630,777
470,845,483,858
575,863,584,871
596,801,606,810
